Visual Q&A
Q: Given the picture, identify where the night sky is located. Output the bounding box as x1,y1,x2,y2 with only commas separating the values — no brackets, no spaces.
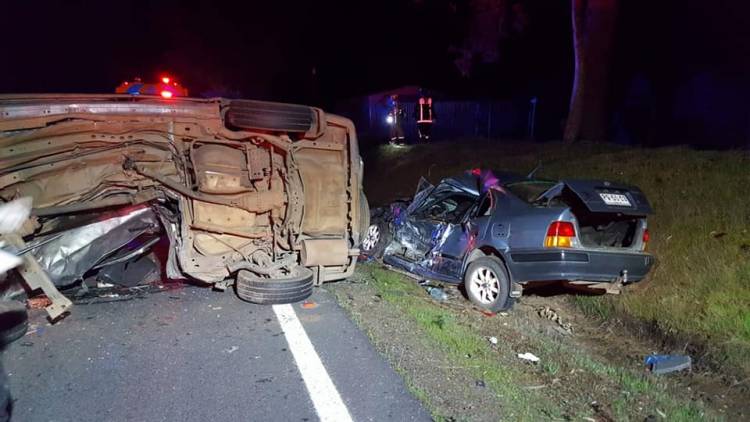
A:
1,0,748,146
0,0,575,103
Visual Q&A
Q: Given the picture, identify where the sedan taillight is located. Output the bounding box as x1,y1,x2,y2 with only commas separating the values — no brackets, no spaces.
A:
545,221,576,248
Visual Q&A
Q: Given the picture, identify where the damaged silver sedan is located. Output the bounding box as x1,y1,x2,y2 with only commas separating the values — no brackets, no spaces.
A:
363,170,653,312
0,94,368,319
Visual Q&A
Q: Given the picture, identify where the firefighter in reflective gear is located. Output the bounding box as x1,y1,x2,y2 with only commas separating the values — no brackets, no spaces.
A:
415,96,435,141
387,95,406,145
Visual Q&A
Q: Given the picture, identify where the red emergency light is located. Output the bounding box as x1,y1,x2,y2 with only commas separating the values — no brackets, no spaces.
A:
116,75,189,97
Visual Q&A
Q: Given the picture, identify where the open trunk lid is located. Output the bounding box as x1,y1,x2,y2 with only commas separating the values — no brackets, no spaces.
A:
561,180,652,216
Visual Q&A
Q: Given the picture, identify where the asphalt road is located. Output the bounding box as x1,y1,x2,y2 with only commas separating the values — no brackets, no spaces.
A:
4,285,429,422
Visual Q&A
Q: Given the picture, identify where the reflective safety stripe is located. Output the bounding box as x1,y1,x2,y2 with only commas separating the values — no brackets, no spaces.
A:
417,97,433,123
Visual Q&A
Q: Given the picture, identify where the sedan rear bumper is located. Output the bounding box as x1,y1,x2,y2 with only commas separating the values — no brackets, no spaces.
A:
508,249,654,284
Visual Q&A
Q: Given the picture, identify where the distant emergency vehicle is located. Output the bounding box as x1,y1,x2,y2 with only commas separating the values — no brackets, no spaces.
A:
115,76,188,98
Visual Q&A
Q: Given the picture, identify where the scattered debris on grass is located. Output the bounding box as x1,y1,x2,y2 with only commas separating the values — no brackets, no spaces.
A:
537,306,573,334
425,286,448,302
645,354,692,375
517,352,540,363
709,230,727,239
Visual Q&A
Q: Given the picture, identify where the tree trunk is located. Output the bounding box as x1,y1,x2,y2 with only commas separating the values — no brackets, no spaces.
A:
580,0,619,140
563,0,586,143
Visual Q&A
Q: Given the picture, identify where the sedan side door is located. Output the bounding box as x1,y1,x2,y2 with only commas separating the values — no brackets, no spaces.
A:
429,191,495,279
398,185,479,280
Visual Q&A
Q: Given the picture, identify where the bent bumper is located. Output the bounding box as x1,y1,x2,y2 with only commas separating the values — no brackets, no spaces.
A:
508,249,654,284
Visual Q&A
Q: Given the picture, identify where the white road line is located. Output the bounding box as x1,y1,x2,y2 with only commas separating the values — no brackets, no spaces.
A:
272,304,354,422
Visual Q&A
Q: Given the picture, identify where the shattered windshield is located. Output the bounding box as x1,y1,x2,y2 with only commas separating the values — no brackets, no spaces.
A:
406,177,436,214
505,180,557,204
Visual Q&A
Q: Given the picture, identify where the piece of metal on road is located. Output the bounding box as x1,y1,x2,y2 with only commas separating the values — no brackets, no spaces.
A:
273,304,353,422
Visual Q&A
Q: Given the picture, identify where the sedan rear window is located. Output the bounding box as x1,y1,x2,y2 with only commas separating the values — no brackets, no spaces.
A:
506,180,556,203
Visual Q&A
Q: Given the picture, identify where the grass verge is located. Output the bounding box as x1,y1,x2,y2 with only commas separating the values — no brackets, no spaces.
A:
349,263,716,421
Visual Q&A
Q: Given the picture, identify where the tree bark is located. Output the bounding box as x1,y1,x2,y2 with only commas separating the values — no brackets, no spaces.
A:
580,0,619,140
564,0,619,143
563,0,586,143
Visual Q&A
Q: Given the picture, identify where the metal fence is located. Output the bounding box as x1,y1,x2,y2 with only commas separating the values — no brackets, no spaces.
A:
335,98,529,144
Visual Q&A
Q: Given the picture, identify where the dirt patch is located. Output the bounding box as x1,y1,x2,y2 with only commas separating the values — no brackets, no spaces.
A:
329,264,747,420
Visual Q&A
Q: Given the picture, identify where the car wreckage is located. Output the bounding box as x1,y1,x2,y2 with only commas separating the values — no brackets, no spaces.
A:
362,170,654,311
0,94,368,319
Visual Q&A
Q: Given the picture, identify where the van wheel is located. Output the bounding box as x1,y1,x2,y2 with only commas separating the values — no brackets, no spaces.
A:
236,266,313,304
361,218,391,259
464,257,514,312
358,192,371,247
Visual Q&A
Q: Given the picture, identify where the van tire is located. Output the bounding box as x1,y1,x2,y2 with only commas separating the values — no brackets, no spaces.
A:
236,267,314,304
358,192,371,247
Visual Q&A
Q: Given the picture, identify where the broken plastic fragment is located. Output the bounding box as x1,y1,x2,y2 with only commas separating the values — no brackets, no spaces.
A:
517,352,540,363
644,354,691,375
425,286,448,301
301,301,318,309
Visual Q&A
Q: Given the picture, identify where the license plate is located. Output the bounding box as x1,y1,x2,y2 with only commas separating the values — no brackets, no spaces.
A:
599,193,631,207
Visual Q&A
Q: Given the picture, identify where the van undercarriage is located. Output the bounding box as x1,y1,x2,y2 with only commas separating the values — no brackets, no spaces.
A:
0,95,367,318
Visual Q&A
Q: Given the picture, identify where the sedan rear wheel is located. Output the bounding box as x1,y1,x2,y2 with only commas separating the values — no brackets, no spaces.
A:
464,256,513,312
